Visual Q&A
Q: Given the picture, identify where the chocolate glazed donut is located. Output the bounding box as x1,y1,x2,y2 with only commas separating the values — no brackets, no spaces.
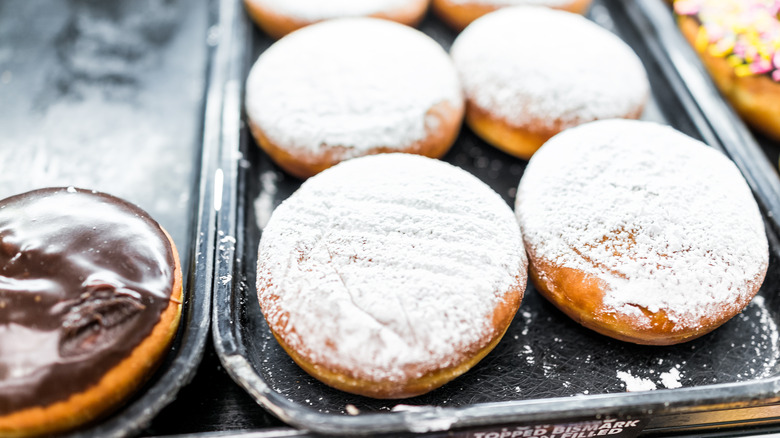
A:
0,187,183,437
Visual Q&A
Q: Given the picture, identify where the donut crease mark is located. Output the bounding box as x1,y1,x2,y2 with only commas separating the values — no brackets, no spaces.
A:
322,240,420,349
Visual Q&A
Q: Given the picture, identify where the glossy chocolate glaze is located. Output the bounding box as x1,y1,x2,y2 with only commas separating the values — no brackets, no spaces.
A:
0,187,175,414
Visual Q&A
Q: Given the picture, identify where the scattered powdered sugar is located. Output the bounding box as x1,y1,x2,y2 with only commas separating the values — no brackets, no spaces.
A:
245,18,462,159
521,344,535,364
750,295,780,377
248,0,421,21
450,7,649,130
659,367,682,389
256,154,527,382
516,119,769,330
254,170,279,229
617,366,684,392
616,371,657,392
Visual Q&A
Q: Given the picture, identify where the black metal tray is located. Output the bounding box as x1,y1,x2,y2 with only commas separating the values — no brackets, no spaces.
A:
212,0,780,435
0,0,215,436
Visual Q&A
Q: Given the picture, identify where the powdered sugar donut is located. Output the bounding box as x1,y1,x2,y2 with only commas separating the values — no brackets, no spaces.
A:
450,7,649,159
256,154,527,398
516,119,768,345
244,0,430,39
432,0,592,30
245,18,464,179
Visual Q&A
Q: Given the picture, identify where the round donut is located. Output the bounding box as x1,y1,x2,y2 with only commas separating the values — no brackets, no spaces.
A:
515,119,768,345
245,18,464,179
674,0,780,141
256,154,527,398
243,0,430,39
432,0,592,31
0,187,183,437
450,7,649,160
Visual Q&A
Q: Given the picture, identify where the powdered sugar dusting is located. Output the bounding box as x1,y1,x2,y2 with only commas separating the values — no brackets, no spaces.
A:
450,7,648,130
245,18,462,159
257,154,526,381
516,119,768,330
248,0,421,21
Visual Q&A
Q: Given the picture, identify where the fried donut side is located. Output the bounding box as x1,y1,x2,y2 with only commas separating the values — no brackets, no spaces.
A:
450,7,648,160
432,0,591,31
244,0,430,39
245,18,464,179
515,120,768,345
257,154,528,398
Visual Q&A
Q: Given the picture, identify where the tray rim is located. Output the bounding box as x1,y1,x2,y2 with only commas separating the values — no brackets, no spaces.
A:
211,0,780,435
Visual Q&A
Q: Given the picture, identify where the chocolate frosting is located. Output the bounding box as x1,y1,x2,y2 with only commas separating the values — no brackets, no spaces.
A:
0,187,175,414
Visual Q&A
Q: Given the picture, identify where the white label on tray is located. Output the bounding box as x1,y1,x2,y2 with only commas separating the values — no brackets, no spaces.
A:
458,418,648,438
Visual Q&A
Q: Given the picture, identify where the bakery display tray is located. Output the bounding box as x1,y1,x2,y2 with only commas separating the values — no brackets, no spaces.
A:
211,0,780,436
0,0,214,436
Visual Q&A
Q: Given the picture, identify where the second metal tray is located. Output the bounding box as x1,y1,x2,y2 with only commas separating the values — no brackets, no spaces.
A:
212,0,780,435
0,0,216,436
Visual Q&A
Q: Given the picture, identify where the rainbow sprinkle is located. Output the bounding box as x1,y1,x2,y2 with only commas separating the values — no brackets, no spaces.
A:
674,0,780,82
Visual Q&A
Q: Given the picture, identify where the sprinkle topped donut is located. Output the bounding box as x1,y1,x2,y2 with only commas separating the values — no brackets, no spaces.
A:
245,18,464,179
244,0,430,39
674,0,780,82
450,7,649,159
674,0,780,140
256,154,527,398
516,120,768,345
